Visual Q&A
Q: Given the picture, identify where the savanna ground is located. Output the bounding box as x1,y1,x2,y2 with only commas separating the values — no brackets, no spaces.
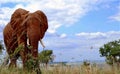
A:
0,63,120,74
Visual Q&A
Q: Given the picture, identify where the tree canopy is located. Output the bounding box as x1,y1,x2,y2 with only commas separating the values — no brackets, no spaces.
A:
99,39,120,65
38,50,54,64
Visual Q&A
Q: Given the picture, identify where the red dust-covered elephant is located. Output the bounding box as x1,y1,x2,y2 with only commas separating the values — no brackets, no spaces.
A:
3,8,48,72
3,22,19,67
3,8,29,67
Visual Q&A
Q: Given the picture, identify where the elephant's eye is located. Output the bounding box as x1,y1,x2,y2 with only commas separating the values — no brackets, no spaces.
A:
40,24,43,27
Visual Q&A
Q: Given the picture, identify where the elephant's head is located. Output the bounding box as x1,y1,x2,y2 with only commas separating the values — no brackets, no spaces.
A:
22,10,48,40
10,8,29,30
19,10,48,48
34,10,48,39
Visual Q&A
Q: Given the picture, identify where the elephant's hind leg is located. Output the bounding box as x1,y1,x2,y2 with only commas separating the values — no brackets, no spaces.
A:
9,58,17,68
9,54,20,68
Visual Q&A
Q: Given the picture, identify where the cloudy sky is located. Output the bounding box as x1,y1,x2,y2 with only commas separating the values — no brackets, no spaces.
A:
0,0,120,62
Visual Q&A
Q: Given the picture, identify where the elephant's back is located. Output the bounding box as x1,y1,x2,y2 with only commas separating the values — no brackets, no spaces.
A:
3,23,13,47
3,23,13,39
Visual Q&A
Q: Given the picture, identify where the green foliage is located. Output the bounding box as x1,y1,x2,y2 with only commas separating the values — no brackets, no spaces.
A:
25,50,54,70
1,64,120,74
0,40,4,54
10,44,24,58
99,39,120,65
25,54,36,72
24,53,41,73
83,60,90,66
38,50,53,64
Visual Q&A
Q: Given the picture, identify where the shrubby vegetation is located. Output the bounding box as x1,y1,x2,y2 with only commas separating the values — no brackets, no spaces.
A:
0,39,120,74
99,39,120,65
0,40,4,54
0,40,54,73
38,50,54,66
0,63,120,74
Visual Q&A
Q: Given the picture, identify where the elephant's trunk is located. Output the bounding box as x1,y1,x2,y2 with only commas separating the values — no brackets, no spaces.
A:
40,39,45,48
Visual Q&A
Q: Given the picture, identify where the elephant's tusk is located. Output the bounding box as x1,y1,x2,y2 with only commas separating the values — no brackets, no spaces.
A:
40,39,45,48
27,38,30,45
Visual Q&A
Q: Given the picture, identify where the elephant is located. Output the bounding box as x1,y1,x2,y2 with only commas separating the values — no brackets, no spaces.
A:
19,10,48,69
3,22,18,67
3,8,48,72
3,22,45,67
3,8,30,67
21,10,48,59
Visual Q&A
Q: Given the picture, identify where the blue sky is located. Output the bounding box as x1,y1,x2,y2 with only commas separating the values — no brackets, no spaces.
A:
0,0,120,62
57,0,120,34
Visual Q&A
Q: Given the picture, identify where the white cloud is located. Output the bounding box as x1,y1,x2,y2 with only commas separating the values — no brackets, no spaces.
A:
0,7,13,26
109,4,120,21
0,0,100,33
110,13,120,21
42,31,120,61
76,32,107,39
76,31,120,39
0,0,28,3
48,21,62,33
60,33,67,38
0,0,119,34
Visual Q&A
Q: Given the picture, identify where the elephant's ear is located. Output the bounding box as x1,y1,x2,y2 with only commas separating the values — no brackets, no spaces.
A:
10,8,29,29
35,10,48,31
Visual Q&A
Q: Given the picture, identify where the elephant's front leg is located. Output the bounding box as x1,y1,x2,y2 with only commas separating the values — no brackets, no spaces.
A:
30,40,39,60
30,40,41,73
9,58,17,68
9,54,19,68
17,34,28,68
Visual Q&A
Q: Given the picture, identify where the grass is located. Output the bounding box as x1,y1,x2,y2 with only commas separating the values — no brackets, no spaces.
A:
0,63,120,74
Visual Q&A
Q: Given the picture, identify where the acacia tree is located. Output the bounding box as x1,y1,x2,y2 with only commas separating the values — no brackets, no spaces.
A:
38,50,54,67
99,39,120,65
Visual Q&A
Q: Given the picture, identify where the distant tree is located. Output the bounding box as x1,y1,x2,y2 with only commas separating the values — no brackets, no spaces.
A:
38,50,54,67
83,60,90,66
0,40,4,54
99,39,120,66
